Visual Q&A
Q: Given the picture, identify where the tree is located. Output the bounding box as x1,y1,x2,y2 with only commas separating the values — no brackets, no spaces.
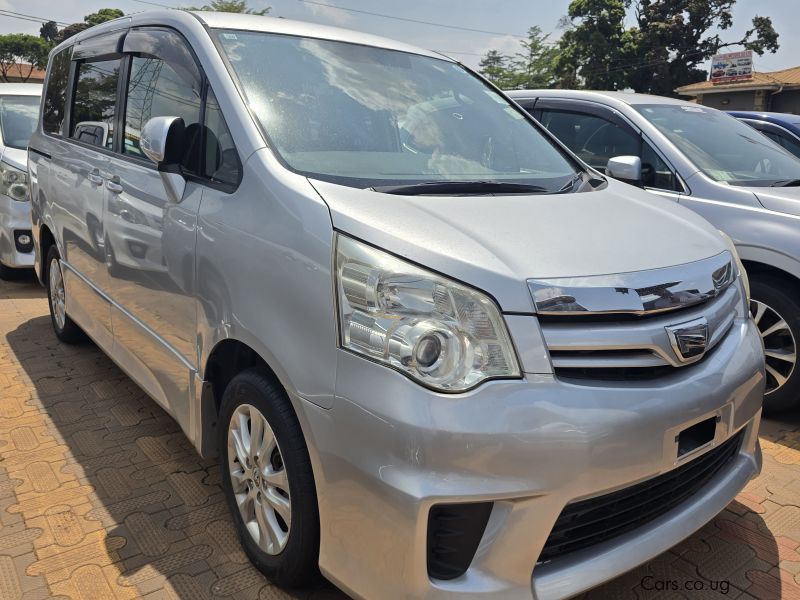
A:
39,21,59,45
507,26,558,89
625,0,780,96
479,28,557,89
84,9,125,27
186,0,270,14
551,0,780,95
479,50,515,88
554,0,631,91
0,34,51,82
56,8,125,44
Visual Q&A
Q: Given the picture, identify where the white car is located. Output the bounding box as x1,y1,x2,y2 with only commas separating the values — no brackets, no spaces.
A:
0,83,42,278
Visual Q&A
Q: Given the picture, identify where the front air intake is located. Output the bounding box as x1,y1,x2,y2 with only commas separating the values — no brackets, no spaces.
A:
427,502,493,581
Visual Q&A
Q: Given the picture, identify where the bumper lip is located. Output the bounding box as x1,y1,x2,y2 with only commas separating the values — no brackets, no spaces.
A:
532,424,761,600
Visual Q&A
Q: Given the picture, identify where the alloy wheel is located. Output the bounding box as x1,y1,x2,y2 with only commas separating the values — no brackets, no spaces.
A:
49,257,66,330
751,299,797,395
227,403,291,555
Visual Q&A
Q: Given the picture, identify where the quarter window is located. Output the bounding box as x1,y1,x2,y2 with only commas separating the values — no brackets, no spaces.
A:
202,90,240,186
70,60,120,149
43,47,72,135
641,141,681,192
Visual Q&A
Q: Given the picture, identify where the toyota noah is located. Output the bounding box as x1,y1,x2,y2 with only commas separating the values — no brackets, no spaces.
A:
28,11,765,600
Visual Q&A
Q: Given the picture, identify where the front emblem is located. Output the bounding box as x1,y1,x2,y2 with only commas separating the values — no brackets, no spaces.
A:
666,317,709,363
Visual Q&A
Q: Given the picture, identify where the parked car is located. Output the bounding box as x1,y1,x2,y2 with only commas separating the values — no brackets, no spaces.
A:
0,83,42,279
29,12,765,600
509,89,800,413
730,111,800,159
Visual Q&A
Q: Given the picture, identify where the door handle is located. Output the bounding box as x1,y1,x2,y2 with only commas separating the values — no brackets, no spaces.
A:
88,172,103,185
106,180,123,194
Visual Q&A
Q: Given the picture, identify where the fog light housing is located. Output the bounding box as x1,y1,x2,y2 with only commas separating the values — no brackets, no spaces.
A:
14,230,33,253
427,502,493,580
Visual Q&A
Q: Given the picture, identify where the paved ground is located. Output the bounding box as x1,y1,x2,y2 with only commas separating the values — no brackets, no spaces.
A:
1,274,800,600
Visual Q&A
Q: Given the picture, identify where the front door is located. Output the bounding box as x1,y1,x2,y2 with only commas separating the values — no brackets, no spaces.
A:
104,28,206,424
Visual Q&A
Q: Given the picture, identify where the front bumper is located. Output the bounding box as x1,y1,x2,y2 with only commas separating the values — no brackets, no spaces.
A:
0,195,34,269
300,316,765,600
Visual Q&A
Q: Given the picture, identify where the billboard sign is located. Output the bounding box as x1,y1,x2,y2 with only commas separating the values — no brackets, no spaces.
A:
710,50,754,83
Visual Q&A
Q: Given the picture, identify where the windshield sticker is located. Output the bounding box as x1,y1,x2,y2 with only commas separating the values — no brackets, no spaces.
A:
680,106,705,113
222,33,238,40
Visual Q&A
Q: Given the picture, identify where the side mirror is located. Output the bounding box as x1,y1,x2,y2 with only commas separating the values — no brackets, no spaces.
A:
140,116,187,204
607,156,643,186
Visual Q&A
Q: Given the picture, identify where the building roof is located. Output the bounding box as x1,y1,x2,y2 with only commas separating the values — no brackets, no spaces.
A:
676,66,800,96
1,63,46,83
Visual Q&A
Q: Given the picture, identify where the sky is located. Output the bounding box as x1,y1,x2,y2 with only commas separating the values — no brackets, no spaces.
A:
0,0,797,75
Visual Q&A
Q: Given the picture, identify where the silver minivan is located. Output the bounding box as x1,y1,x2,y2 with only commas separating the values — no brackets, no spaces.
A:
0,83,41,279
508,89,800,413
29,12,764,600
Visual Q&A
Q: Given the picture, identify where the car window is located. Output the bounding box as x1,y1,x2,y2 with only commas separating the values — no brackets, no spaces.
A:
0,95,40,149
214,30,577,191
123,51,202,171
43,47,72,136
641,140,681,192
635,104,800,187
70,60,120,150
203,89,240,186
773,129,800,159
539,109,639,171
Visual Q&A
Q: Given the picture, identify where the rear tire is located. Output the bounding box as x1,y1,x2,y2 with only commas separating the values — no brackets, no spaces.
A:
45,246,86,344
218,367,320,587
750,274,800,414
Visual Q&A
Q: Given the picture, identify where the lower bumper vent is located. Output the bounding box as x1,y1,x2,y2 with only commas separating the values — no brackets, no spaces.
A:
539,430,744,564
427,502,493,580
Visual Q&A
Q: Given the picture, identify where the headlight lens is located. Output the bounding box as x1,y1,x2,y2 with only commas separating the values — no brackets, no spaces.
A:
718,230,749,303
0,161,29,202
335,235,520,392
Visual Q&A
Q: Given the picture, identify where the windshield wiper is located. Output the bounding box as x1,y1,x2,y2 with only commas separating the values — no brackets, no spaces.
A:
770,179,800,187
371,181,552,196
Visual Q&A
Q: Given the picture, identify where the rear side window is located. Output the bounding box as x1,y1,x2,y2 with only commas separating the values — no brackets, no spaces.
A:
43,47,72,135
70,60,121,150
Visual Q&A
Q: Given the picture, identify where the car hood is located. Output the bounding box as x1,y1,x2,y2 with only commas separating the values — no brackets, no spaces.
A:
0,146,28,171
748,186,800,217
312,178,728,312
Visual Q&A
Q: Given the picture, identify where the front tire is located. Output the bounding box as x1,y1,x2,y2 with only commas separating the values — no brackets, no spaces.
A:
45,246,86,344
750,274,800,414
219,368,320,587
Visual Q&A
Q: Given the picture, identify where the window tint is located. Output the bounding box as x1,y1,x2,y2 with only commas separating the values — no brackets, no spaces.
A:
202,90,240,186
123,53,202,169
70,60,120,149
641,141,680,191
540,109,639,171
43,47,72,135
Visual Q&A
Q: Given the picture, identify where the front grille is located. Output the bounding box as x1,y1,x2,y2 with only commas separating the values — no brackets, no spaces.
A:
538,284,739,381
538,430,744,564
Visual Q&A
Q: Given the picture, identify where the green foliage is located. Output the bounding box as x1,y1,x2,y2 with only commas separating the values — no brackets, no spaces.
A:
39,21,59,45
481,0,780,96
479,27,557,89
186,0,271,15
84,9,125,27
0,33,51,82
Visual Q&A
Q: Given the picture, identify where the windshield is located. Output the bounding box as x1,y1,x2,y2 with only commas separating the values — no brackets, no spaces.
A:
634,104,800,187
214,30,577,190
0,95,39,150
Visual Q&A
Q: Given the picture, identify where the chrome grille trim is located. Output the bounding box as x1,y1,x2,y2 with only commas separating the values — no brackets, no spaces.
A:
541,284,739,370
529,251,734,316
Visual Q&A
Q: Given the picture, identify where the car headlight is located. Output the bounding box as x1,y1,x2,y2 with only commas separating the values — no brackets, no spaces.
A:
335,235,521,392
0,161,29,202
718,230,750,312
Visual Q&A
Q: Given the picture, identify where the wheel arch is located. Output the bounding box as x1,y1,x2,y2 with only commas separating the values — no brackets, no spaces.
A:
38,224,56,286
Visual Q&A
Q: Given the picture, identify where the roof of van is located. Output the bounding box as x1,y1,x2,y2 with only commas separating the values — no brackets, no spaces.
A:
0,83,43,96
506,89,695,107
57,10,447,62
